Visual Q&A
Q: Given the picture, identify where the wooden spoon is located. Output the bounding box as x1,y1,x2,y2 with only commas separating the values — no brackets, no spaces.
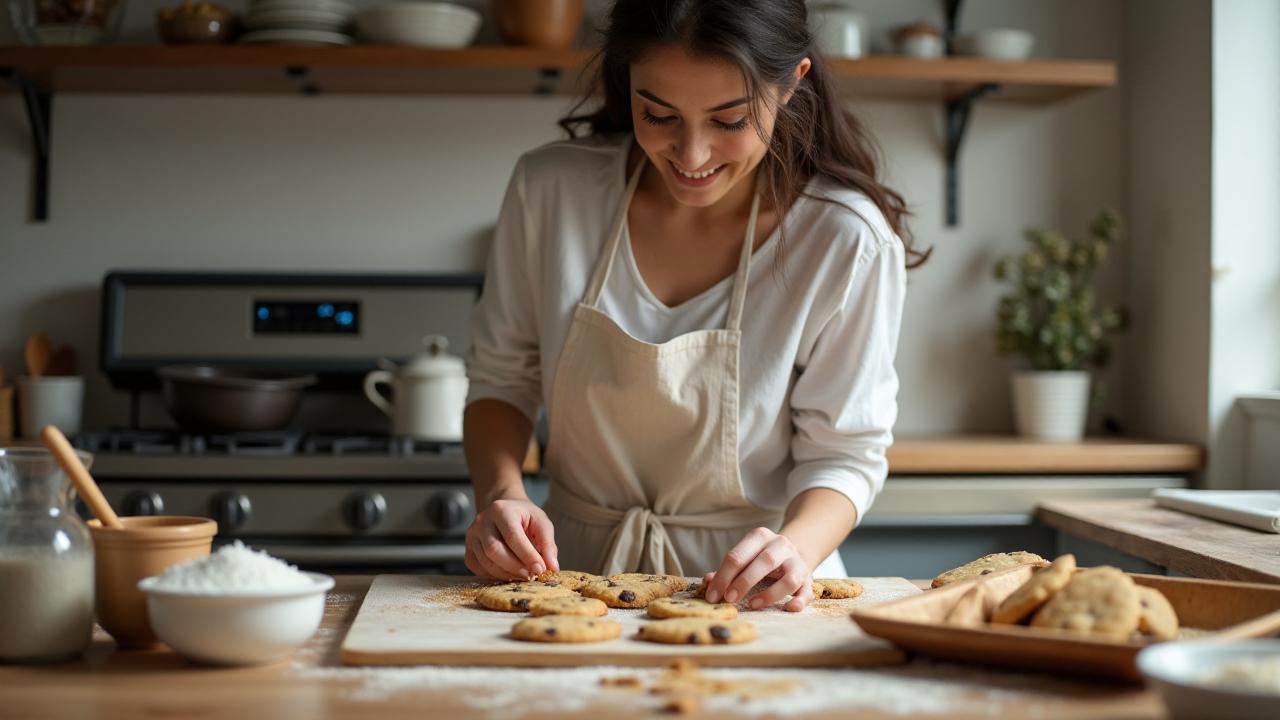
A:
24,334,50,379
46,345,78,376
41,425,123,529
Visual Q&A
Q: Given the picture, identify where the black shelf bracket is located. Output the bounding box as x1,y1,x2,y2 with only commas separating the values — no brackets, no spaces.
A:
945,0,963,56
534,67,560,96
944,82,1000,227
1,67,53,222
285,65,320,96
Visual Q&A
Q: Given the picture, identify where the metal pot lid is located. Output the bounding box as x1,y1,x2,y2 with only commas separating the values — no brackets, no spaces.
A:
395,335,466,379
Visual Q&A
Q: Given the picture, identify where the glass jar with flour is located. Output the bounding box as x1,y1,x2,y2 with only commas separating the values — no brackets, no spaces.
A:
0,447,96,662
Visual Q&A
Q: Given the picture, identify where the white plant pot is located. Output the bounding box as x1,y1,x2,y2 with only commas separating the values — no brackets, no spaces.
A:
1011,371,1090,442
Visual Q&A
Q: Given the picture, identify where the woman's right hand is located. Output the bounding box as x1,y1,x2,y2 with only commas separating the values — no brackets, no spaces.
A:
464,497,559,580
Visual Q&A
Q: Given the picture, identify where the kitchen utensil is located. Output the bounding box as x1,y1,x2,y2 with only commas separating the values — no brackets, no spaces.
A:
363,335,468,441
138,572,333,665
493,0,584,49
23,334,49,379
851,565,1280,681
45,344,77,376
342,575,919,667
17,376,84,437
0,446,96,662
355,2,481,48
41,425,122,529
1153,489,1280,533
808,2,868,58
157,365,317,433
1137,639,1280,720
87,516,218,648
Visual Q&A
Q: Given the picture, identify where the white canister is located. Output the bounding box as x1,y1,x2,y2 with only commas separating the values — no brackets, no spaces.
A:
363,336,468,441
17,375,85,438
1011,371,1090,442
809,3,868,58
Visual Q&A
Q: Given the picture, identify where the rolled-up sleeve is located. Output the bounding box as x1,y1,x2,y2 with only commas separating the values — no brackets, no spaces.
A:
784,237,907,525
466,156,543,421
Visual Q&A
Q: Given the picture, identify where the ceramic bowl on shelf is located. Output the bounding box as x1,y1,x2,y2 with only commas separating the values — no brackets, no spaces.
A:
356,1,481,47
1137,639,1280,720
156,2,238,44
138,572,334,666
954,28,1034,61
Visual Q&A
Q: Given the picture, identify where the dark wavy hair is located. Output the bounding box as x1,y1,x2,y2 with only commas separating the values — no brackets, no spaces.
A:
559,0,929,268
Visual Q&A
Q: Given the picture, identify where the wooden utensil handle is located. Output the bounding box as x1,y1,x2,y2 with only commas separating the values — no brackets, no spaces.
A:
41,425,123,529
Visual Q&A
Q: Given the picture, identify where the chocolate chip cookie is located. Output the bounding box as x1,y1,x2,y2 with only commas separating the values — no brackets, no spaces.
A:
527,594,609,617
510,616,622,643
1030,566,1141,640
475,582,575,612
931,551,1050,588
647,597,738,620
992,553,1077,624
580,578,673,608
812,579,865,600
1135,585,1179,640
533,569,602,591
609,573,689,592
636,618,757,645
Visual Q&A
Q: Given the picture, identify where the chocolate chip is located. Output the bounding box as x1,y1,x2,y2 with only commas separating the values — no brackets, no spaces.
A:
687,633,699,644
545,627,556,636
980,569,993,575
709,626,730,642
513,598,530,610
620,590,636,602
606,580,618,587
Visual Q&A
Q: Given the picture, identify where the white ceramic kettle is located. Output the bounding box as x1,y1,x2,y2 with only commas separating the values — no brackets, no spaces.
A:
363,335,468,441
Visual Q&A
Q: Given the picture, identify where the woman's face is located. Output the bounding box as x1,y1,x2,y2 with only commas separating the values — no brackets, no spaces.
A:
630,46,805,209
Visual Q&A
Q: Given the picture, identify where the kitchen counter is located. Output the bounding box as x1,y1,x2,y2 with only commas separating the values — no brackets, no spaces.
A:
2,576,1165,720
1037,498,1280,584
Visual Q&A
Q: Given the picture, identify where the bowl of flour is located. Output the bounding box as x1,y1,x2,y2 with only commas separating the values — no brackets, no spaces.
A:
138,540,334,666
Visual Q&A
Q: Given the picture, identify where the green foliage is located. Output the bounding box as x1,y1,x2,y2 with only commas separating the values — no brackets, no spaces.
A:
993,210,1129,371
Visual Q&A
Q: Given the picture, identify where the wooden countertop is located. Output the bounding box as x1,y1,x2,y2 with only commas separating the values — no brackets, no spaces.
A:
2,576,1163,719
1037,499,1280,584
887,436,1203,475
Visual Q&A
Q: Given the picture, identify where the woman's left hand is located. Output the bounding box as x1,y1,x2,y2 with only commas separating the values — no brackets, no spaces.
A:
702,527,814,612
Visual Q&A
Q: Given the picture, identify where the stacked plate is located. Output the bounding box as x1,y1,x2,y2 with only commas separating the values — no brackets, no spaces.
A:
356,2,482,48
239,0,355,46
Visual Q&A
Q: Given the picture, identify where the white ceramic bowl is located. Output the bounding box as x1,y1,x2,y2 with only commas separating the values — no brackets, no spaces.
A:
138,572,334,666
357,2,481,47
955,28,1034,61
1137,640,1280,720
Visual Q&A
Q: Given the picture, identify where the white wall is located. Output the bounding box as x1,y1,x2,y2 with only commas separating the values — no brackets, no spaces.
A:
0,0,1128,436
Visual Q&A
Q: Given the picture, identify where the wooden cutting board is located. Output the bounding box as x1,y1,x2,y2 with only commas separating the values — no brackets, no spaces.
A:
341,575,920,668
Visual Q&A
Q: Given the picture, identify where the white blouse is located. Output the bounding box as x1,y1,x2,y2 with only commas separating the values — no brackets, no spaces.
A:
466,134,907,526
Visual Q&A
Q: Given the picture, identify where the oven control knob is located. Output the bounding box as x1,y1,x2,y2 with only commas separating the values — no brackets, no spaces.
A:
426,490,471,532
211,492,252,531
124,491,165,517
344,492,387,532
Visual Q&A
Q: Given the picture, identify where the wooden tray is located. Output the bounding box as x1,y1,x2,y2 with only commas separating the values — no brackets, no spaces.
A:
342,574,920,668
850,565,1280,682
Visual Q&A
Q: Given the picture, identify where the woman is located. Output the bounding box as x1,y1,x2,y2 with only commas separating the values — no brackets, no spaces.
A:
463,0,926,612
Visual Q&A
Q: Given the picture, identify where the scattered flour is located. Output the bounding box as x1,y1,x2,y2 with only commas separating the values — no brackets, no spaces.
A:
149,540,313,593
294,661,1046,717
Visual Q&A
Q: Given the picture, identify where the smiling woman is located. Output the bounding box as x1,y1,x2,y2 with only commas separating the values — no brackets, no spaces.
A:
462,0,920,613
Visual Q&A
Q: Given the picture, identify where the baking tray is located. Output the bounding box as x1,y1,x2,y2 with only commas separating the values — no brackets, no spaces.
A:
850,565,1280,681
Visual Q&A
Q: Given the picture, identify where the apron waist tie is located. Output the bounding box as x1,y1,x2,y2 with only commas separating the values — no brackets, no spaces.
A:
546,487,780,577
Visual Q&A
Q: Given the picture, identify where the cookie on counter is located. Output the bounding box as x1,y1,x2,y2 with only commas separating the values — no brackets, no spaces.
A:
580,578,673,608
510,616,622,643
931,551,1050,588
526,594,609,617
992,553,1077,624
1135,585,1179,640
647,597,738,620
475,582,576,612
609,573,689,592
1030,566,1141,640
636,618,757,645
812,579,864,600
533,569,601,591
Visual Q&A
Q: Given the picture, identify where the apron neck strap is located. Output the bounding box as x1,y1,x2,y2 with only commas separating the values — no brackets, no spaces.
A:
584,154,762,334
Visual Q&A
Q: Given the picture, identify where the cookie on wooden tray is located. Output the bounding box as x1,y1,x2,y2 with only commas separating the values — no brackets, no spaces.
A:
647,597,738,620
944,584,991,627
1030,566,1141,640
1135,585,1179,640
812,579,864,600
527,594,609,617
510,616,622,643
533,569,601,590
580,578,674,608
931,551,1050,588
610,573,689,592
992,553,1077,624
636,618,757,645
475,582,576,612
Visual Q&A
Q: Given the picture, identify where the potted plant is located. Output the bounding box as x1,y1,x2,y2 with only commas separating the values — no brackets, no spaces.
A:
993,210,1128,441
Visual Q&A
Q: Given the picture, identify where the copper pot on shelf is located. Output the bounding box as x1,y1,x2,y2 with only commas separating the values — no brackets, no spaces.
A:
492,0,585,49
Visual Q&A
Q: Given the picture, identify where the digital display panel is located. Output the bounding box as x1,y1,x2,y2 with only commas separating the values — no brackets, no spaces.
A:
252,300,360,335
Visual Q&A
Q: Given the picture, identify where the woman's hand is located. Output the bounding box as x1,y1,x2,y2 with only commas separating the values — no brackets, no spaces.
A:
464,497,559,580
702,527,814,612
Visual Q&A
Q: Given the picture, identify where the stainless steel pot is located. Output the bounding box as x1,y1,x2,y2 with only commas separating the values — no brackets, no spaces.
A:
157,366,317,433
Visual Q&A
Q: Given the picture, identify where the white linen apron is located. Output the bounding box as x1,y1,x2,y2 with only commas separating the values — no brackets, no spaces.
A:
543,156,846,578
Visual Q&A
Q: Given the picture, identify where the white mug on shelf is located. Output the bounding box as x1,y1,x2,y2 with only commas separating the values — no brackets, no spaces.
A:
17,375,84,438
809,3,868,58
